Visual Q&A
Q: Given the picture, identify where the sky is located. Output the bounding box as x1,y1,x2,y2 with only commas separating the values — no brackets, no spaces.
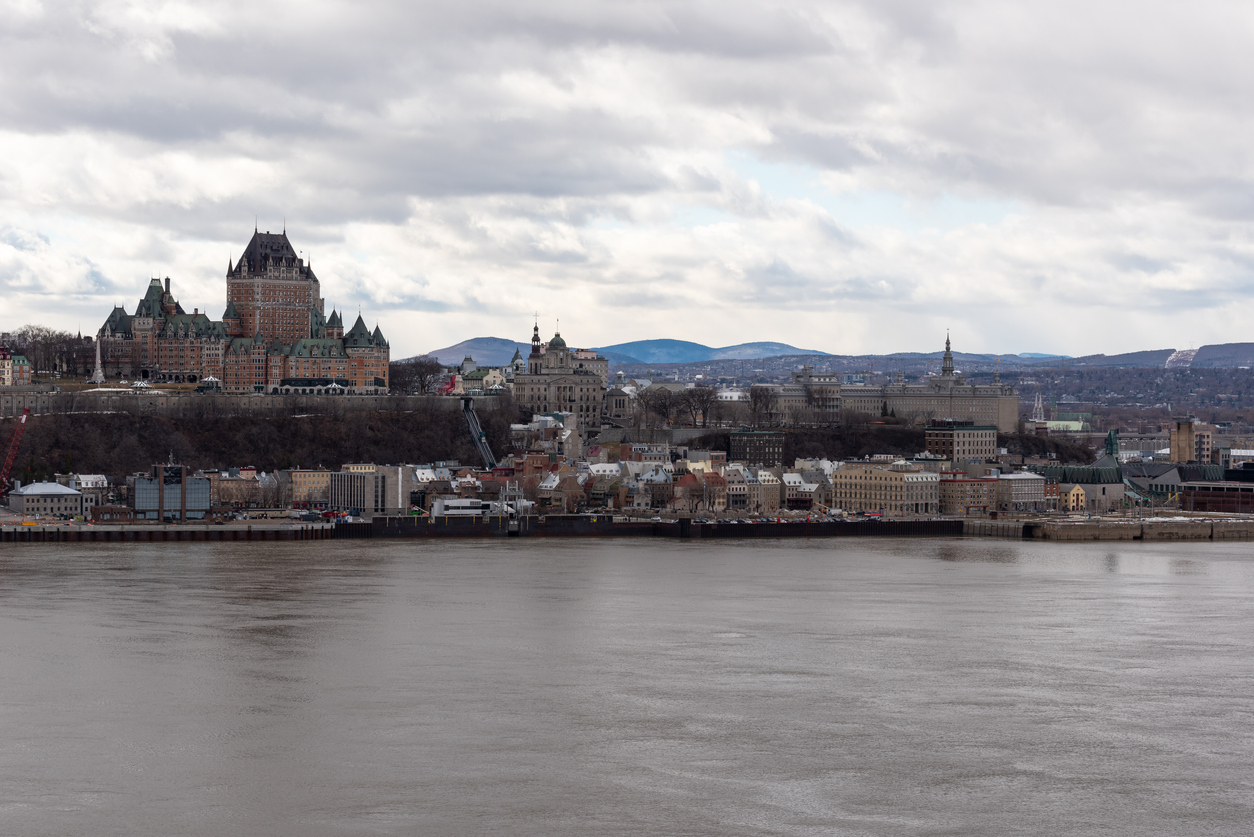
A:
2,0,1253,360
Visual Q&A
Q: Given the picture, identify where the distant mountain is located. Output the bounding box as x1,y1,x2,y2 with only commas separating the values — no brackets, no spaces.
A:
1056,349,1177,368
411,338,1254,372
1190,343,1254,368
419,337,529,367
594,339,828,364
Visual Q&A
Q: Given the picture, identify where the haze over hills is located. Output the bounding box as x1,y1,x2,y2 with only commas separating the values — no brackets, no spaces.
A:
417,337,830,366
595,340,829,364
408,337,1254,371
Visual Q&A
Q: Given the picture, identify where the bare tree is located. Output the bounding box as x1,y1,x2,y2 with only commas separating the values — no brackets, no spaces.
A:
686,385,719,427
633,388,657,428
748,385,779,427
650,388,679,426
11,325,77,375
389,356,446,395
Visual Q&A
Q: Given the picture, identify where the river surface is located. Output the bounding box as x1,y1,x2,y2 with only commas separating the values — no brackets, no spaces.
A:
1,538,1252,836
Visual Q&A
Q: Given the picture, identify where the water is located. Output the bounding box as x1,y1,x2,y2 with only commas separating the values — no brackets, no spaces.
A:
1,538,1252,836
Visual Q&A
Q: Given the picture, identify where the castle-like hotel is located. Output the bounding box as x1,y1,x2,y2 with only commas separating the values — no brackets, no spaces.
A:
96,229,389,394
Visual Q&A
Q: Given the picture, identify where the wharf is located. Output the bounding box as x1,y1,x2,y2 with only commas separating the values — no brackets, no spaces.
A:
11,516,1243,544
1,522,333,543
964,517,1254,541
370,515,962,539
2,517,962,542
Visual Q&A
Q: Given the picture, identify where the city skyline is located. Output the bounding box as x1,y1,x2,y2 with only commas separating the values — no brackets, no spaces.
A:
3,1,1252,359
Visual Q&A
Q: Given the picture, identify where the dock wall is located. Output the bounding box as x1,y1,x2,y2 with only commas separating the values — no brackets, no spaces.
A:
1,523,333,543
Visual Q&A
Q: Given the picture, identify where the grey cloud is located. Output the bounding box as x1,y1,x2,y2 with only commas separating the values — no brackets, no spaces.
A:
3,0,1254,355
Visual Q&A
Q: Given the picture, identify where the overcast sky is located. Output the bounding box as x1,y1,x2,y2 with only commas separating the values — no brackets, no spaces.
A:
2,0,1252,359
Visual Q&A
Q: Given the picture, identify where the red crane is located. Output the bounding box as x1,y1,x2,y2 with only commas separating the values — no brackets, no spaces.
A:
0,408,31,493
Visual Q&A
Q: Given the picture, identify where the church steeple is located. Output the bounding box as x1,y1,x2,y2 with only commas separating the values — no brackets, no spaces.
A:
941,331,954,377
528,319,543,374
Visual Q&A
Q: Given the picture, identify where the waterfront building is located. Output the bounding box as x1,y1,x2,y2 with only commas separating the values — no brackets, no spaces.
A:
754,469,782,513
995,472,1047,512
54,474,108,512
938,471,996,516
130,465,213,521
329,465,414,517
833,461,940,516
8,482,84,517
278,469,332,508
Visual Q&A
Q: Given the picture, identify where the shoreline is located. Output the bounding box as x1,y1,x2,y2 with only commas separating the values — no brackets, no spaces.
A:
5,515,1254,543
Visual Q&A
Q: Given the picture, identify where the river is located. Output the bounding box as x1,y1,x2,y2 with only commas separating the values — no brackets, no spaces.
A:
1,538,1252,835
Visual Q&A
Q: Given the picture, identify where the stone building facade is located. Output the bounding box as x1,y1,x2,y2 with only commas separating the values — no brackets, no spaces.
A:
792,336,1018,436
512,324,606,429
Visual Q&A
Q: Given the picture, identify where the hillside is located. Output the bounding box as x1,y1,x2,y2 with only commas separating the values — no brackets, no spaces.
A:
595,339,828,364
5,405,517,484
419,337,530,366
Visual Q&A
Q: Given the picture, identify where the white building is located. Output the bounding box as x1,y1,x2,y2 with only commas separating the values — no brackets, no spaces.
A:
8,482,84,517
996,472,1047,512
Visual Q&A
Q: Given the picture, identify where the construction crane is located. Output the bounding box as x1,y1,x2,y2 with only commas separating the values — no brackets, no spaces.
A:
461,397,497,470
1,408,32,494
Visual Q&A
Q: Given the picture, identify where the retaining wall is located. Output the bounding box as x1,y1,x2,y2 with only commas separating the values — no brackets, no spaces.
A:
1,523,333,543
0,392,493,419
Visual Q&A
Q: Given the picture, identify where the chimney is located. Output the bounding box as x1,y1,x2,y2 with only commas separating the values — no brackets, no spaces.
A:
165,277,170,295
194,308,198,315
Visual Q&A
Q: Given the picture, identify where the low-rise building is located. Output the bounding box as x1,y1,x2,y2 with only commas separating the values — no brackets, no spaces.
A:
328,464,414,517
996,472,1047,512
730,431,785,468
926,420,998,462
55,473,109,511
833,461,939,516
938,472,997,516
782,472,819,510
724,465,750,511
279,468,332,508
0,347,33,386
131,465,214,521
1180,481,1254,513
754,469,781,514
8,481,84,516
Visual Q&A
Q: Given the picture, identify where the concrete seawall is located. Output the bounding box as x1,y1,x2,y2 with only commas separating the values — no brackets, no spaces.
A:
1,523,334,543
962,518,1254,541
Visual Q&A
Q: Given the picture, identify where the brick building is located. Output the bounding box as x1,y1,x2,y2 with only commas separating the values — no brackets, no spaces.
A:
926,420,998,462
95,229,388,393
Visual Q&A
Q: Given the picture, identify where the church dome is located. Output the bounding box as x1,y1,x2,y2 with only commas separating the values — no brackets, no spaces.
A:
549,332,567,349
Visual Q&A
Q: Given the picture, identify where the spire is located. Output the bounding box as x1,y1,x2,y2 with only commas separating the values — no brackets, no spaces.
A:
941,332,955,377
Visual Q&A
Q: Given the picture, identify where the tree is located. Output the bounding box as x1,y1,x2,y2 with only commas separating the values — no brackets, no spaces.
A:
650,387,681,426
11,325,78,375
389,356,445,395
685,385,719,427
633,388,657,428
748,385,779,427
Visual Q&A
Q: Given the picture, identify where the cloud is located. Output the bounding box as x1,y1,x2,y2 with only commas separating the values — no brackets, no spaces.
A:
1,0,1252,358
